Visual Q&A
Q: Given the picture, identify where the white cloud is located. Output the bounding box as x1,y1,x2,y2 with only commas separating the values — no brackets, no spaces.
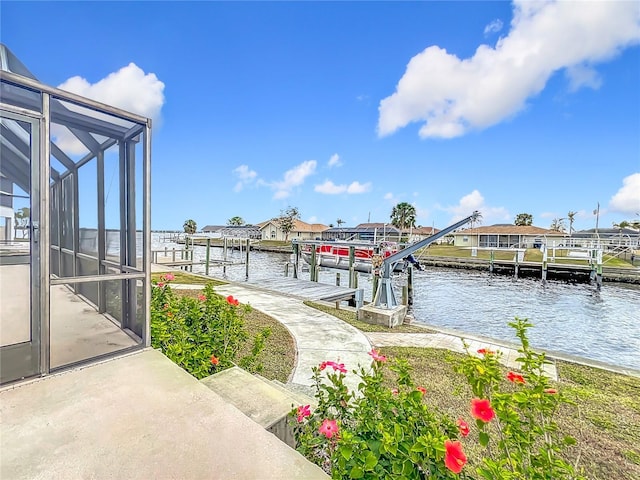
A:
565,64,603,92
484,19,504,36
315,179,372,195
59,63,165,121
53,63,165,154
442,190,510,225
609,173,640,214
384,192,399,204
271,160,317,199
232,165,258,192
328,153,342,168
347,181,371,194
315,180,345,194
378,1,640,139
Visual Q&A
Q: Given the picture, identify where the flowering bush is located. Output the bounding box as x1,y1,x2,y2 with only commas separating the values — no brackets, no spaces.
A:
150,275,270,378
291,318,584,479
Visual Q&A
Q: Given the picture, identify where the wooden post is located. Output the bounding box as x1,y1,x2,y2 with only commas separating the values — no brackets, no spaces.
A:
285,263,289,277
223,237,228,260
245,238,250,279
293,242,299,279
310,247,317,282
541,246,548,284
402,285,408,305
336,272,341,286
514,250,519,279
205,238,211,276
489,249,494,274
348,246,355,288
596,248,603,291
407,265,414,305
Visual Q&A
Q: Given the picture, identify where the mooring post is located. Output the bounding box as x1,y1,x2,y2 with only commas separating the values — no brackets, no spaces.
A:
402,285,408,305
223,237,228,261
514,249,519,279
408,265,414,305
310,246,317,282
293,242,299,279
245,238,250,279
348,246,355,288
596,248,603,291
489,249,494,274
205,239,211,276
542,246,548,284
336,272,341,286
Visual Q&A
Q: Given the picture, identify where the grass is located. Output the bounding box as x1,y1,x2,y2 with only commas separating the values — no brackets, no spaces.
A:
303,300,436,333
305,302,640,480
420,244,634,268
151,271,227,286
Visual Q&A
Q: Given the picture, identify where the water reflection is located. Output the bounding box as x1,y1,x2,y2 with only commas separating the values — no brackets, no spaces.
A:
153,236,640,370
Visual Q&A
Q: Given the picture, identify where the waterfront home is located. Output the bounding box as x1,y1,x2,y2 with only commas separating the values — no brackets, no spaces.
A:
572,228,640,249
201,224,261,239
258,219,329,241
321,223,402,242
405,226,442,243
450,224,565,249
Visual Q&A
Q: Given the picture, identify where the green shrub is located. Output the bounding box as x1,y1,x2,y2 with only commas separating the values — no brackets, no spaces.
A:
150,274,270,378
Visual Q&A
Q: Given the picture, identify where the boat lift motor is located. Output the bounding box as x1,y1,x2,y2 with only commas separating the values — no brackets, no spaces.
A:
373,211,481,308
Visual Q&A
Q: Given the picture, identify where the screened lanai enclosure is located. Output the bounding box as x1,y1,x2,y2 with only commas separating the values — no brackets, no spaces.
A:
0,45,151,385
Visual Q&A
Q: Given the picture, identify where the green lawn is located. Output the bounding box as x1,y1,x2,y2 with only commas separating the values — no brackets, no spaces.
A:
305,303,640,480
420,244,634,268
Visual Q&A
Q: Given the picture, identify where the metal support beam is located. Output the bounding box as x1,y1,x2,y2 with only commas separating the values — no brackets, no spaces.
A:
373,211,480,308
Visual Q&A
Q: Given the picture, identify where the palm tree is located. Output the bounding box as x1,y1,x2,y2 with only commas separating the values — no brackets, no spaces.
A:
227,216,245,226
183,219,197,234
549,218,566,233
336,218,345,227
390,202,417,230
613,220,630,229
567,211,577,235
514,213,533,226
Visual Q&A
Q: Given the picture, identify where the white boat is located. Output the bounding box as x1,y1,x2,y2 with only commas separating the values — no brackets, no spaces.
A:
299,241,409,273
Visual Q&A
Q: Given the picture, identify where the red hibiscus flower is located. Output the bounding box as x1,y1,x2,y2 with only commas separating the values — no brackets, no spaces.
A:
319,361,347,373
319,419,339,439
198,294,206,301
544,388,558,394
296,404,311,423
226,295,239,306
477,348,495,355
416,386,427,395
210,354,220,366
162,273,175,281
157,282,165,288
507,371,526,384
470,398,495,422
368,349,387,363
390,388,399,395
456,417,470,437
444,439,467,474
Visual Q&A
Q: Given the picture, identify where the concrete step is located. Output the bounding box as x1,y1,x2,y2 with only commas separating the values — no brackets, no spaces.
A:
200,367,315,448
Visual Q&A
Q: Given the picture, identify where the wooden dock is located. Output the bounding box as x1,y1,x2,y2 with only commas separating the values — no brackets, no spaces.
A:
243,276,359,303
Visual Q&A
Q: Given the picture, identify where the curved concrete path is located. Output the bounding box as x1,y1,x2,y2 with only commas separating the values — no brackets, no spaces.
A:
213,283,373,391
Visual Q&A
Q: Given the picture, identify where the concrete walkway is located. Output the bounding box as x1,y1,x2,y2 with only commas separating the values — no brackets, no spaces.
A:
366,331,558,380
213,283,373,392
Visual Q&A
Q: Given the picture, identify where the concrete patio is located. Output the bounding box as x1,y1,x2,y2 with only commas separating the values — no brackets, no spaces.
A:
0,348,327,479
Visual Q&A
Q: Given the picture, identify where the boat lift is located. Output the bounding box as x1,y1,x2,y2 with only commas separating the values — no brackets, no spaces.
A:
373,211,480,308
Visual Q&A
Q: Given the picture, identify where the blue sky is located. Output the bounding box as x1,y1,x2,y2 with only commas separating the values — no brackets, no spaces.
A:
3,1,639,232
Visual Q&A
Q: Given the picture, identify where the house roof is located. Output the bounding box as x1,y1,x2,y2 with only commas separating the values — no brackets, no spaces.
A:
408,226,441,235
457,225,564,236
256,219,329,233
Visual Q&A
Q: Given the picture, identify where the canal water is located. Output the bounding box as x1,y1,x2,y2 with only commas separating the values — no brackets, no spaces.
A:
153,237,640,371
